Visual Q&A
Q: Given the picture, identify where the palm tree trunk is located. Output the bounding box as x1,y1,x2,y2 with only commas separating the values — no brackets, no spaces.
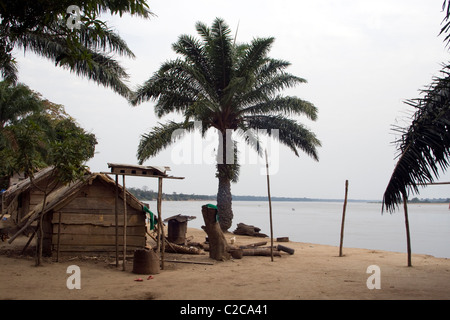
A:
217,173,233,231
402,191,412,267
216,129,233,231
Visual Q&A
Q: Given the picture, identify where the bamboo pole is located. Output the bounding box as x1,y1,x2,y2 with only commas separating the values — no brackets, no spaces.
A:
122,175,127,271
402,191,412,267
339,180,349,257
265,150,274,262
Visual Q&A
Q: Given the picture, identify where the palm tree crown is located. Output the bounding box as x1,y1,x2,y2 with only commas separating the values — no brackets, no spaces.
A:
132,18,321,230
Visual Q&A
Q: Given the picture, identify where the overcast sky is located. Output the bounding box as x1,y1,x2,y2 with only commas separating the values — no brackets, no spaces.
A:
13,0,450,200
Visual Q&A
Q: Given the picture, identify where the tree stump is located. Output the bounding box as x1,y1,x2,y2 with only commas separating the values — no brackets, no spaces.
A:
201,205,230,261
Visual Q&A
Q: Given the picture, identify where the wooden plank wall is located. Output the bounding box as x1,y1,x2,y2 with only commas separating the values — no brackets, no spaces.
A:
50,179,146,256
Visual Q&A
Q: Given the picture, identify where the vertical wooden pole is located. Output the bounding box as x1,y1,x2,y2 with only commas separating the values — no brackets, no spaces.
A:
339,180,349,257
265,150,274,262
122,175,127,271
115,174,119,267
56,212,62,262
157,177,165,269
402,191,412,267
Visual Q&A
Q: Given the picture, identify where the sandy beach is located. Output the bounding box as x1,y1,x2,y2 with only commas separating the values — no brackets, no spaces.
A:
1,227,450,301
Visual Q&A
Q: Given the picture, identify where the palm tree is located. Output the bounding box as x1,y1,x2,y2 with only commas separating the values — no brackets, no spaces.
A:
0,0,153,97
383,0,450,213
382,70,450,213
382,0,450,266
131,18,321,231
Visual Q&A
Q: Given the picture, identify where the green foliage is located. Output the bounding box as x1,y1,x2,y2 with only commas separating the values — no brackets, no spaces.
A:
0,0,153,96
383,1,450,212
0,81,97,187
132,18,321,172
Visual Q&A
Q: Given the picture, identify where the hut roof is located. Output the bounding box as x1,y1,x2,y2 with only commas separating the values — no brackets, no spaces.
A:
38,172,145,215
4,168,146,232
2,166,55,207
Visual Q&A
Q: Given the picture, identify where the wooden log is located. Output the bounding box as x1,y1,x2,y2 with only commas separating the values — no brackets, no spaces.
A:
277,244,295,255
233,223,268,237
242,248,281,257
229,248,243,259
163,242,203,255
201,205,230,261
276,237,289,242
239,241,267,249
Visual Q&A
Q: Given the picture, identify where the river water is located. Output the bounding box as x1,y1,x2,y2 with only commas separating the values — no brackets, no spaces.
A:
145,200,450,259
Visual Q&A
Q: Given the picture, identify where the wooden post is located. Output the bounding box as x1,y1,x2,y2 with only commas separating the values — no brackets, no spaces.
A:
402,191,412,267
115,174,119,267
339,180,349,257
122,175,127,271
265,150,274,262
157,177,165,270
56,212,62,262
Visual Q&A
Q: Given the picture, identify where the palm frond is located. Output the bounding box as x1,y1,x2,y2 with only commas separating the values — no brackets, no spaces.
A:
238,73,306,107
244,115,321,161
383,65,450,212
206,18,233,92
172,34,214,86
235,37,275,77
239,95,318,120
137,121,196,164
0,49,18,84
77,23,135,58
131,59,215,112
13,21,132,97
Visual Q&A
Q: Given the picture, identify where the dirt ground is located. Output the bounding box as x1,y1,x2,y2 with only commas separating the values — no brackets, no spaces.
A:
1,227,450,301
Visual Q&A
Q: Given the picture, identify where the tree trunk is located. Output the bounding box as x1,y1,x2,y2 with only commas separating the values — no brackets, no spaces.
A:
216,129,234,231
201,205,230,261
217,175,233,231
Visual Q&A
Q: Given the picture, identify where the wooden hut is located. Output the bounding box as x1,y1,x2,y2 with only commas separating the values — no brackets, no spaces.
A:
2,168,148,257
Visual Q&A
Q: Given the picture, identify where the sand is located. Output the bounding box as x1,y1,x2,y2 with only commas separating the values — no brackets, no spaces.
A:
1,227,450,301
